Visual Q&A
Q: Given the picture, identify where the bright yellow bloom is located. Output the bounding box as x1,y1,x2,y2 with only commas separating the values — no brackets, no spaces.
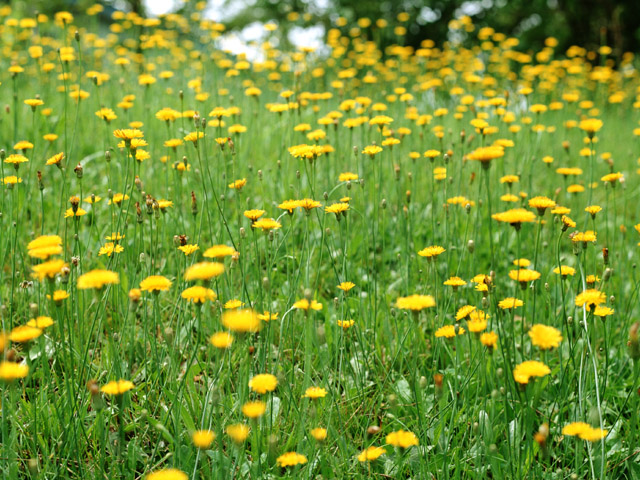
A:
100,379,135,395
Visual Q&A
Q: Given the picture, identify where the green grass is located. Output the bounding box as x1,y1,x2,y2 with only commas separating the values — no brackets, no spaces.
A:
0,4,639,479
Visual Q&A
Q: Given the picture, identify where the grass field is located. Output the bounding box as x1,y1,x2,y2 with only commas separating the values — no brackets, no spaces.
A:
0,4,639,479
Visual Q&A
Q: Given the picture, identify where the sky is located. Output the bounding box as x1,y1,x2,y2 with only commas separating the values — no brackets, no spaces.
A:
143,0,325,59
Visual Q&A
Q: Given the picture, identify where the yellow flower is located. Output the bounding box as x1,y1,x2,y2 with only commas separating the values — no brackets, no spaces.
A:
435,325,465,338
146,469,188,480
181,286,217,303
575,289,606,310
252,218,282,231
100,379,135,395
228,178,246,189
27,235,63,259
32,259,68,281
396,294,436,311
310,427,327,442
418,245,446,259
210,332,233,349
357,446,386,462
257,311,279,321
0,361,29,381
77,269,119,289
140,275,172,292
339,172,358,182
562,422,608,442
513,360,551,384
293,299,323,311
362,145,383,156
303,386,327,399
242,400,266,418
98,242,124,257
492,208,536,226
27,316,54,329
243,209,265,221
528,324,563,349
480,331,498,348
192,430,215,449
337,281,355,292
184,262,225,281
249,374,278,394
10,325,43,343
276,452,308,467
498,297,523,309
221,309,261,333
386,430,419,448
178,244,199,256
226,424,250,443
337,319,355,329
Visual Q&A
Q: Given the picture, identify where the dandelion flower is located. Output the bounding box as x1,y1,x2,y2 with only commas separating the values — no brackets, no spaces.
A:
528,324,563,349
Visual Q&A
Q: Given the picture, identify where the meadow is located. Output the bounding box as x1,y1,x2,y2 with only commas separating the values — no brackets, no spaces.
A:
0,3,639,479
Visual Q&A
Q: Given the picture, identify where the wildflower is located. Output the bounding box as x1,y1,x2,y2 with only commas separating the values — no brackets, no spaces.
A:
480,331,498,349
228,178,247,190
435,325,465,338
562,422,608,441
27,316,54,329
310,428,327,442
32,259,68,281
466,145,504,167
528,196,556,215
257,311,278,321
98,243,124,257
337,320,355,329
77,270,119,289
293,299,323,311
528,324,563,349
492,208,536,227
418,245,445,259
184,262,225,281
508,269,541,284
192,430,215,449
46,152,65,167
140,275,172,292
252,218,282,231
181,286,216,303
303,386,327,399
575,289,606,310
362,145,383,157
443,276,466,289
10,325,43,343
337,281,355,292
242,400,266,419
513,360,551,384
579,118,603,137
456,305,476,320
221,309,261,333
210,332,233,349
498,297,523,310
386,430,419,449
325,203,349,218
249,374,278,394
552,265,576,278
100,379,135,395
178,244,199,256
226,424,250,443
276,452,308,467
396,294,435,311
244,209,265,221
339,172,358,182
0,362,29,381
225,299,245,309
146,469,188,480
27,235,63,259
357,446,386,462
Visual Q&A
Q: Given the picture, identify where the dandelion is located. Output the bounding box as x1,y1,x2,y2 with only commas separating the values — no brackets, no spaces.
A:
226,424,250,443
146,469,188,480
100,379,135,395
249,374,278,394
303,386,327,399
386,430,419,448
221,309,261,333
276,452,308,467
77,270,119,289
528,324,563,349
0,362,29,381
358,446,386,462
513,360,551,384
140,275,172,292
192,430,215,449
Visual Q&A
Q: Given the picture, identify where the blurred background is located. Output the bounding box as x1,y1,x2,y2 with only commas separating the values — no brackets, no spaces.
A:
8,0,640,59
